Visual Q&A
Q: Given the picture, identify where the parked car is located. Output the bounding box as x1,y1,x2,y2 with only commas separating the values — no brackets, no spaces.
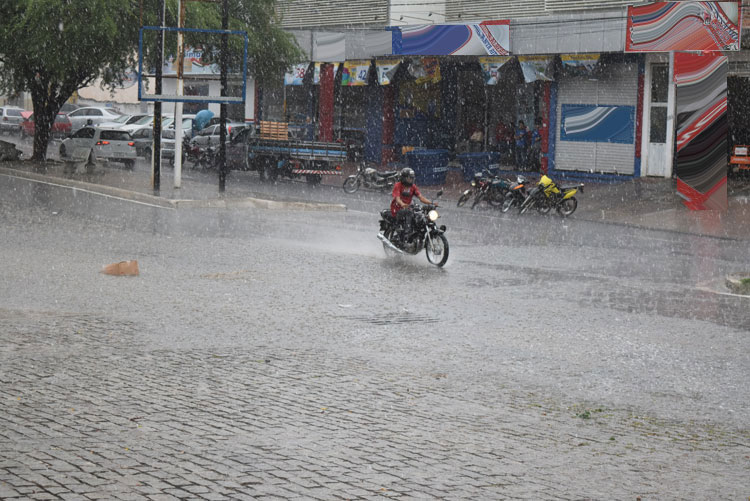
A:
66,106,123,133
130,126,176,162
121,115,173,135
59,103,80,114
189,122,244,148
20,112,72,139
0,106,26,134
97,113,149,129
59,126,136,168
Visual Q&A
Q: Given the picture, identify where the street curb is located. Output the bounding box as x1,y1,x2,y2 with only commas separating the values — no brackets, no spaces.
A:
725,274,750,295
0,166,347,212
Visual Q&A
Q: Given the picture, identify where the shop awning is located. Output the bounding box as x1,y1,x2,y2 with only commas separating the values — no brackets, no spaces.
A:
393,21,510,56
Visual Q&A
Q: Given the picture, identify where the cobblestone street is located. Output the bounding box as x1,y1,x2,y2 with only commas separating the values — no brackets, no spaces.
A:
2,304,749,499
1,176,749,499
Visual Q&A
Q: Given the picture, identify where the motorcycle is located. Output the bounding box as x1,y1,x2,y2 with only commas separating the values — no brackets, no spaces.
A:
457,170,510,209
500,175,530,213
377,190,449,267
519,175,583,217
195,145,217,170
183,137,203,166
343,163,400,193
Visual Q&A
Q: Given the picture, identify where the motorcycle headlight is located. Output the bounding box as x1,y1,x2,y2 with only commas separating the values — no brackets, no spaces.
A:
471,181,476,187
428,210,439,221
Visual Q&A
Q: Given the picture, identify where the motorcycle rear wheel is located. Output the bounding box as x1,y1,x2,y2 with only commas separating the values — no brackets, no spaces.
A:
382,228,399,257
457,190,472,208
343,176,359,193
557,197,578,217
470,192,484,210
425,234,449,267
487,190,505,208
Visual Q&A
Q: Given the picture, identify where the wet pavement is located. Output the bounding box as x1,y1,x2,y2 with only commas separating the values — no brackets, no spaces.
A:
1,147,750,241
1,140,750,500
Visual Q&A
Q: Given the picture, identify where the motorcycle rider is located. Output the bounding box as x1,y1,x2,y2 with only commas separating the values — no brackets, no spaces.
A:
390,167,436,243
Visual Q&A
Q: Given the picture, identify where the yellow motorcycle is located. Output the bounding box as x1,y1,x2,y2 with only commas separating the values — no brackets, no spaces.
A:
519,175,583,217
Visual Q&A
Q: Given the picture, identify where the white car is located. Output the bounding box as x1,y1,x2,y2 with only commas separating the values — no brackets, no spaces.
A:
97,113,149,129
67,106,123,133
121,115,173,135
59,126,136,168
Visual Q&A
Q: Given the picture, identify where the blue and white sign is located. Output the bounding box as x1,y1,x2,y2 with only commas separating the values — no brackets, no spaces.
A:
561,105,635,144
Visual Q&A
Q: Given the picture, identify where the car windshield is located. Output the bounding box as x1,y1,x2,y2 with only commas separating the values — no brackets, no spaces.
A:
54,114,68,123
111,115,131,124
99,130,132,141
133,115,153,125
7,109,22,117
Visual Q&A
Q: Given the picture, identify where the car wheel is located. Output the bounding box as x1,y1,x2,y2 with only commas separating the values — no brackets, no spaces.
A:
59,144,67,158
144,148,152,163
123,159,135,169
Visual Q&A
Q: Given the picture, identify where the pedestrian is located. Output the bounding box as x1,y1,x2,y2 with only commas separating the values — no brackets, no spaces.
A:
514,120,528,170
528,117,543,171
494,118,513,160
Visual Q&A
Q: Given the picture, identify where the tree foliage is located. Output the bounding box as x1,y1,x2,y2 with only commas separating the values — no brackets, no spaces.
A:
0,0,303,160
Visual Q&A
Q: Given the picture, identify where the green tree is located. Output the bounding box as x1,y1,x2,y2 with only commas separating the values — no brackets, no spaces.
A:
0,0,302,161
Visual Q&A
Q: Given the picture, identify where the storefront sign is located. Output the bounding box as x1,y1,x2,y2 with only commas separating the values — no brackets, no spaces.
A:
395,21,510,56
560,104,635,144
408,58,441,84
518,56,554,83
479,56,513,85
626,1,741,52
284,63,310,86
313,63,340,85
561,54,600,76
342,60,371,86
375,59,402,85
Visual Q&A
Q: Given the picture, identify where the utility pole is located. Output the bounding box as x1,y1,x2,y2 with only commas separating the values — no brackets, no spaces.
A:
152,0,166,192
218,0,228,192
174,0,186,189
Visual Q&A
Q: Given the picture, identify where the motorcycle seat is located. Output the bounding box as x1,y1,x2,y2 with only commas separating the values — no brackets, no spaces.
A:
376,170,398,178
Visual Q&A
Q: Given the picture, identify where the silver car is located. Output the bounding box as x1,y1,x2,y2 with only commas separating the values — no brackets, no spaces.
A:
59,126,136,168
66,106,123,133
0,106,25,134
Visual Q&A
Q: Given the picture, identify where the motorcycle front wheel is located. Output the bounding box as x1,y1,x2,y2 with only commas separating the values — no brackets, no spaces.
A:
343,176,360,193
457,190,472,208
536,199,552,215
425,234,449,267
470,192,485,210
557,197,578,217
501,196,515,213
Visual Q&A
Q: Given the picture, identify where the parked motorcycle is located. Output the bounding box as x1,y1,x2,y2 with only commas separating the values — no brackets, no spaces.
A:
183,137,203,166
377,190,449,267
501,175,530,213
195,145,217,170
457,170,510,209
343,163,400,193
519,175,583,217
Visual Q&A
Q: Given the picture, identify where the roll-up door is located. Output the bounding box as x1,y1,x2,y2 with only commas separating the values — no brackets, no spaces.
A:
556,61,638,175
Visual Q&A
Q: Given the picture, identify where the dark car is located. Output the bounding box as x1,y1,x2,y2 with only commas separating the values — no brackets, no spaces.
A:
20,112,72,139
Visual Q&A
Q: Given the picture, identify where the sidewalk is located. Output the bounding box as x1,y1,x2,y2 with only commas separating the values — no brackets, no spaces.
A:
2,158,750,240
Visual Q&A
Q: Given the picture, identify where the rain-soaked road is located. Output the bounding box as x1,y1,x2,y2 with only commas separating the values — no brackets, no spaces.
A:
1,174,748,499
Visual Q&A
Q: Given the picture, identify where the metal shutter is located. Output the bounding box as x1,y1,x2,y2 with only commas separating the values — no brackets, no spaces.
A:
277,0,389,29
555,62,638,175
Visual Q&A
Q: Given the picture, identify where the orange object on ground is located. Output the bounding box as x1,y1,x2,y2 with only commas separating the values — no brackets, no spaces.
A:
101,260,139,276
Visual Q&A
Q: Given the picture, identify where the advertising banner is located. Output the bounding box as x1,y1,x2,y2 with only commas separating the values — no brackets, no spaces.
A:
561,54,600,76
560,105,635,144
375,59,402,85
626,1,741,52
518,56,554,83
479,56,513,85
396,21,510,56
674,52,728,210
408,57,441,84
341,60,371,86
313,63,340,85
284,63,310,86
